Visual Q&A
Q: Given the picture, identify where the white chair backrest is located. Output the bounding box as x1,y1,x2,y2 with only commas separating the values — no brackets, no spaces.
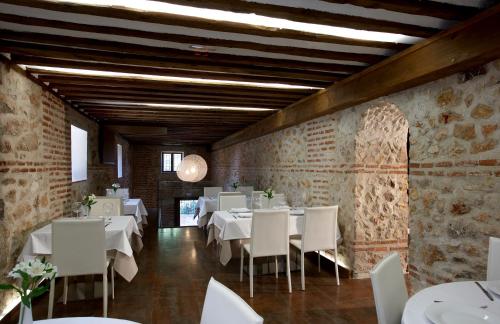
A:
488,237,500,281
200,277,263,324
219,195,247,211
105,188,129,199
89,197,123,217
251,191,264,209
217,192,242,209
370,252,408,324
238,186,254,197
52,218,106,277
204,187,223,198
302,206,338,252
250,209,289,258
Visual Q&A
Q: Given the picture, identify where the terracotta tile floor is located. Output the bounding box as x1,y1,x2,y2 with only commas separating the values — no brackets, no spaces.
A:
3,219,377,323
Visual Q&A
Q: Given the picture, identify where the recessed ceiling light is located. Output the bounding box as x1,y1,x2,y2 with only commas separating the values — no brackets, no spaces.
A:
49,0,420,43
82,101,278,111
22,65,320,90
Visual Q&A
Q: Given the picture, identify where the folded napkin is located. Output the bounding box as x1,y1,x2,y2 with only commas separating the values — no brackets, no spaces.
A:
237,212,253,218
230,208,251,213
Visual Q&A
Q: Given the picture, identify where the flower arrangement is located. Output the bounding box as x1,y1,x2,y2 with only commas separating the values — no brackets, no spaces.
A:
231,181,239,191
0,258,57,323
264,188,274,200
82,193,97,213
111,183,121,193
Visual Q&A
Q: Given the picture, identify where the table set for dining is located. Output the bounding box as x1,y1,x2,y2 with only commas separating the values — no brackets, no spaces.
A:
402,281,500,324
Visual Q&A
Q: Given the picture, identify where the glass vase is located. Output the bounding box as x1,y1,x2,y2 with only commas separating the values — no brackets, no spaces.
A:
18,303,33,324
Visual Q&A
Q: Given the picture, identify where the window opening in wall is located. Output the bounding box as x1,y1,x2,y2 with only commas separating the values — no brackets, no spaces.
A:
117,144,123,178
179,199,198,227
71,125,88,182
161,151,184,172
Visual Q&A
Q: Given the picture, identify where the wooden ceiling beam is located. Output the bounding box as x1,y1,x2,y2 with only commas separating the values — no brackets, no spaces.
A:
54,88,297,104
0,0,424,44
12,55,342,83
213,4,500,150
0,30,383,64
321,0,479,20
0,40,362,74
0,13,405,58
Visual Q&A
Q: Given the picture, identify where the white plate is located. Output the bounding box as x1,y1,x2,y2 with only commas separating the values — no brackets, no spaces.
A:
425,303,500,324
487,281,500,296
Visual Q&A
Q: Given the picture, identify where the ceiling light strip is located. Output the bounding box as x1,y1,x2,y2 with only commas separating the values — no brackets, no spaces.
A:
77,101,278,111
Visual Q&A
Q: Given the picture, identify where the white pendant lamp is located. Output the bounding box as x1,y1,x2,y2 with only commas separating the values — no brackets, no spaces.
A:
176,154,208,182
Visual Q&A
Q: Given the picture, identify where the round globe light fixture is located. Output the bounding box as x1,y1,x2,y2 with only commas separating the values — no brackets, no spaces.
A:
176,154,208,182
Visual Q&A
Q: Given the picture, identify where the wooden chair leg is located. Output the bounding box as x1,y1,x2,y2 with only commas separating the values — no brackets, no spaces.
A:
111,266,115,300
301,250,305,291
103,273,108,317
63,277,68,304
48,279,55,319
286,253,292,293
275,256,278,278
240,246,244,282
334,248,340,286
318,251,321,272
250,256,254,298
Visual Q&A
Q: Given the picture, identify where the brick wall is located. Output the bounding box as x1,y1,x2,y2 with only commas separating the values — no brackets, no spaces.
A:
212,59,500,288
131,144,211,209
0,60,131,313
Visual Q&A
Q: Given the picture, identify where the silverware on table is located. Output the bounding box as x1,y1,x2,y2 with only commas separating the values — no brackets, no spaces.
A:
475,281,494,301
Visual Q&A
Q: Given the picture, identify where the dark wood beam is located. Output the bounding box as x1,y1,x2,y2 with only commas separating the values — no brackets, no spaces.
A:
0,0,432,40
13,55,343,83
0,30,382,64
321,0,479,20
0,12,406,56
213,4,500,150
0,40,363,75
154,0,439,37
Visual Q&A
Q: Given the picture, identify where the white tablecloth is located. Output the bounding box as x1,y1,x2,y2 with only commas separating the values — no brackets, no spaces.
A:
207,210,341,265
20,216,143,282
123,199,148,226
36,317,139,323
402,281,500,324
195,196,217,227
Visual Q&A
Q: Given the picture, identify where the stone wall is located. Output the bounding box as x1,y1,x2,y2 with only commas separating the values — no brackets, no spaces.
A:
0,60,131,314
212,59,500,289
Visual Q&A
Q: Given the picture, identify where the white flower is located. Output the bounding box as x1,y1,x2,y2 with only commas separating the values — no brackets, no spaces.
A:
112,183,120,189
90,194,96,200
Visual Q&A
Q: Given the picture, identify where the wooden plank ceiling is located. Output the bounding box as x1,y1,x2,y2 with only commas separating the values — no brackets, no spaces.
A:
0,0,494,145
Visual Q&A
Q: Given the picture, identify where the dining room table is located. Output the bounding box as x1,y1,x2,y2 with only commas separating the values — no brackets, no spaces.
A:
195,196,218,227
402,280,500,324
19,216,143,282
123,198,148,230
206,209,342,266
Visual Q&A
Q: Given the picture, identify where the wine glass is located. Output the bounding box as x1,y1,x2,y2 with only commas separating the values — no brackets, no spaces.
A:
72,202,82,218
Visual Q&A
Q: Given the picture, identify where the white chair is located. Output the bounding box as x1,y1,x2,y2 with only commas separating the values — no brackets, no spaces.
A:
106,188,129,199
200,277,263,324
219,195,247,211
89,197,124,217
48,218,114,318
238,186,254,197
251,191,264,209
370,252,408,324
487,237,500,281
290,206,340,290
217,192,242,209
204,187,223,198
240,209,292,298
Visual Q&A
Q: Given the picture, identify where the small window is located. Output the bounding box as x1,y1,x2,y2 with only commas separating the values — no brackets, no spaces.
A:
71,125,88,182
162,152,183,172
117,144,123,178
